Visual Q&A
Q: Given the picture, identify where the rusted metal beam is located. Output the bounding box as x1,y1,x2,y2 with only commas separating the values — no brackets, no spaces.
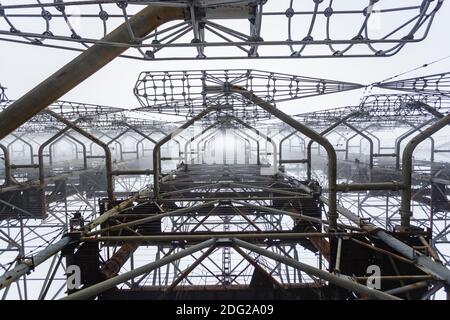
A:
0,6,185,139
229,86,339,227
83,187,150,232
45,110,114,201
100,241,141,280
400,113,450,228
0,143,13,186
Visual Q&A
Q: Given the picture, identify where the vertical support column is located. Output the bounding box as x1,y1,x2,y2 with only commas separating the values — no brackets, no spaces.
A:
306,113,359,180
231,87,338,227
395,120,434,169
222,129,227,165
8,134,35,165
234,133,238,164
400,114,450,228
234,132,250,165
46,110,114,201
0,143,13,186
153,108,215,198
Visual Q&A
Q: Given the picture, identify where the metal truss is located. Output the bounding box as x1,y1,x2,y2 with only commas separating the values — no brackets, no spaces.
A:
2,12,450,299
2,81,450,300
134,69,363,119
292,93,450,127
376,71,450,97
0,0,443,60
0,98,181,134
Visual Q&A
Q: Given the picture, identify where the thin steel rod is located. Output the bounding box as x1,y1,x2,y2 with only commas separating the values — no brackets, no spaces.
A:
61,238,215,300
400,113,450,228
46,110,114,201
0,237,72,291
0,6,185,139
233,238,401,300
230,86,338,228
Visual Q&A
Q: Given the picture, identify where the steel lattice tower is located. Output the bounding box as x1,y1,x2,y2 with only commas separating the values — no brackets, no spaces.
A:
0,0,449,301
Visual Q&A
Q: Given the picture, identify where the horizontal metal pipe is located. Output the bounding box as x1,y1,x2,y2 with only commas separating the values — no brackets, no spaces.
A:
384,281,429,295
336,182,403,192
81,231,366,243
0,237,71,291
85,200,220,236
279,159,309,164
160,157,183,160
112,170,154,176
400,113,450,228
374,153,397,157
10,164,39,169
354,276,432,282
157,196,307,201
321,196,450,285
84,187,150,232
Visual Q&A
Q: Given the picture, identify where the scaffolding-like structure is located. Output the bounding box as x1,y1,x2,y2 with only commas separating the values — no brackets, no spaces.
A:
0,0,450,301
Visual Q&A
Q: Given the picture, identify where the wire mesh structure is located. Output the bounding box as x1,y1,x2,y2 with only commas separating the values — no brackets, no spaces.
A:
2,0,450,303
376,71,450,97
134,69,363,119
0,0,444,60
1,75,450,299
293,93,450,127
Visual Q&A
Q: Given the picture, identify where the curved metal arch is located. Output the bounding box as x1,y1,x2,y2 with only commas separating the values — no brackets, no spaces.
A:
232,126,261,166
279,130,307,165
233,131,251,165
184,123,218,165
7,133,35,164
395,119,436,169
400,114,450,228
306,112,360,181
197,130,221,165
48,134,85,167
201,132,221,165
46,110,114,201
0,143,13,186
106,128,129,162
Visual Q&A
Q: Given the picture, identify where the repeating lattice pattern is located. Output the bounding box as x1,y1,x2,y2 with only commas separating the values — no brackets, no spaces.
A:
0,0,443,59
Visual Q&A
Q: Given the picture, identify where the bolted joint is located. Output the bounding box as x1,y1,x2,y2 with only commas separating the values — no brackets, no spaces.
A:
216,238,233,247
